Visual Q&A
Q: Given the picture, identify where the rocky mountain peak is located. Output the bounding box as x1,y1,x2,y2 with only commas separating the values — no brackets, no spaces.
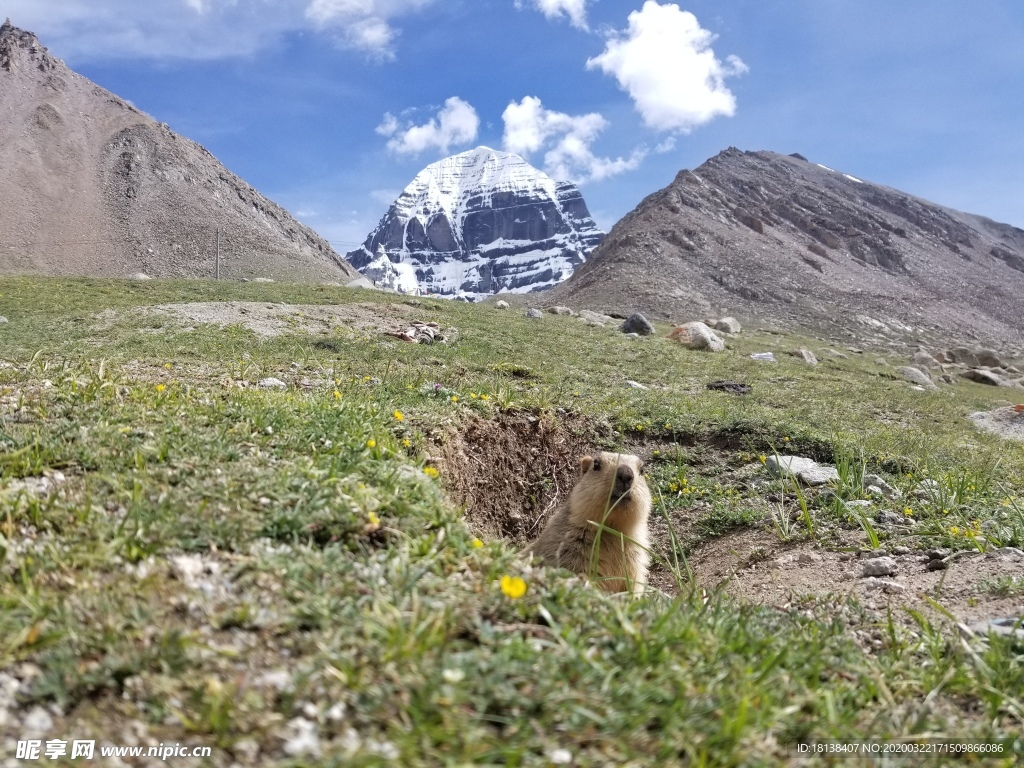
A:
347,147,604,299
0,20,58,73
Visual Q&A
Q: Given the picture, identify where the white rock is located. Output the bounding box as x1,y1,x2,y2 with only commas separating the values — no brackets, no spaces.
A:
765,455,839,486
22,706,54,734
550,749,573,765
668,322,725,352
494,300,509,309
861,557,897,578
257,378,287,390
282,717,321,757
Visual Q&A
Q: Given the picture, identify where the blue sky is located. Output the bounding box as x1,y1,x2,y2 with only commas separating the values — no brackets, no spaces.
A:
6,1,1023,250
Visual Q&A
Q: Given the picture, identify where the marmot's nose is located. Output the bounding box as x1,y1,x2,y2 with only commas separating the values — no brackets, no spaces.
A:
616,465,634,487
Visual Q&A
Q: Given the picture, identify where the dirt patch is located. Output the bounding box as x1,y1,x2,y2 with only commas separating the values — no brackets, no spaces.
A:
969,405,1024,443
436,410,603,545
686,526,1024,626
94,301,421,338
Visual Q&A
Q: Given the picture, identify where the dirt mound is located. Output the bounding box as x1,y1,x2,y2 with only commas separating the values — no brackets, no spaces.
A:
0,21,355,283
436,410,600,545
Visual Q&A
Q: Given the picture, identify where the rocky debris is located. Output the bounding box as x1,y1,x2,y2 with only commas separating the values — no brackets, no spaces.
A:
912,479,940,500
975,349,1003,368
750,352,777,362
861,557,897,578
129,272,152,280
548,306,575,316
707,380,751,395
765,455,839,486
0,23,354,283
960,368,1005,387
525,308,543,319
960,617,1024,641
258,377,288,390
863,473,900,499
345,146,603,298
385,321,449,344
1,471,65,498
668,322,725,352
620,312,654,336
713,316,741,334
911,350,940,369
578,309,615,326
896,366,937,389
968,406,1024,442
791,348,818,365
281,717,321,758
494,300,509,309
547,147,1024,350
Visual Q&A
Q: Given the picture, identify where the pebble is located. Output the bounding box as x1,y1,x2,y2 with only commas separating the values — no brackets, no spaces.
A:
525,308,543,319
861,557,897,577
282,717,321,757
926,559,948,572
257,377,287,390
798,552,823,564
22,706,54,734
864,579,906,593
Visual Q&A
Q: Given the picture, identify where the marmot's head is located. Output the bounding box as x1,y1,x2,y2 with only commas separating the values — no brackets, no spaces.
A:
571,452,651,525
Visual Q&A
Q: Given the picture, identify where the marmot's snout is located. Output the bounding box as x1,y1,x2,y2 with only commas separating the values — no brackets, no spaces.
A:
612,463,635,500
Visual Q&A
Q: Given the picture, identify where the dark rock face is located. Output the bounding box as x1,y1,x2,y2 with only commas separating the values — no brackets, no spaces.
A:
346,147,604,298
549,148,1024,349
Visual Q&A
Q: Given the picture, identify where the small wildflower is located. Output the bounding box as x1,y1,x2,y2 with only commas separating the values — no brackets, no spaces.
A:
333,390,342,400
364,376,371,381
366,439,377,449
949,526,962,536
335,378,342,385
470,392,478,399
481,394,490,401
783,436,790,442
367,512,381,526
423,466,439,478
401,439,411,448
635,424,644,431
500,575,527,599
164,363,172,370
903,507,914,516
155,384,166,393
471,538,484,549
664,423,671,429
442,668,465,684
759,454,767,463
451,395,458,403
393,410,404,421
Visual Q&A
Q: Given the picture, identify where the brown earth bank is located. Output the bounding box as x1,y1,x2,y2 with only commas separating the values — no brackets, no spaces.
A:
548,148,1024,353
0,21,355,283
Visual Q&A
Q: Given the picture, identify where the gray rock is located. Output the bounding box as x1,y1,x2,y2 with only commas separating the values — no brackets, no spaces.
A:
525,308,544,319
948,347,980,366
282,717,321,757
625,380,648,390
620,313,654,335
0,316,7,324
926,558,948,571
549,306,575,316
861,557,897,577
22,706,53,734
975,348,1002,368
494,300,509,309
863,474,900,498
961,618,1024,641
911,351,940,369
791,348,818,365
129,272,152,281
864,578,905,593
765,455,839,486
578,309,614,325
714,316,741,334
797,552,822,564
896,366,937,389
875,510,905,527
258,377,288,390
960,368,1004,386
668,322,725,352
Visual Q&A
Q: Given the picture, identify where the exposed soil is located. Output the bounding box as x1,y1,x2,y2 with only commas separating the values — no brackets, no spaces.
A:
93,301,421,338
440,412,1024,630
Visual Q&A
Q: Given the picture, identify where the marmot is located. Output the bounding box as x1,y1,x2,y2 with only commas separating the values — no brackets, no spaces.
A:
525,452,652,594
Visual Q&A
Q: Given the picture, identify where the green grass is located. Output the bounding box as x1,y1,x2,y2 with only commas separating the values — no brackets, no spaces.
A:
1,277,1022,765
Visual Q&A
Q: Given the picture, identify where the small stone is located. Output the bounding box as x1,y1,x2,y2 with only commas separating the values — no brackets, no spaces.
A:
548,306,575,316
714,317,741,334
875,510,905,527
255,670,294,692
525,308,543,319
791,348,818,365
797,552,822,564
926,558,948,572
892,546,911,555
282,717,321,758
257,377,287,390
233,739,260,765
494,300,509,309
863,474,900,498
861,557,897,577
620,313,654,336
22,706,54,734
550,749,573,765
625,380,648,390
913,479,940,500
0,316,8,324
865,579,905,594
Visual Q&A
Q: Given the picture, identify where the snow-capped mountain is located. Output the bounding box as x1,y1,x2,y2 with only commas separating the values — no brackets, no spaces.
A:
346,146,604,298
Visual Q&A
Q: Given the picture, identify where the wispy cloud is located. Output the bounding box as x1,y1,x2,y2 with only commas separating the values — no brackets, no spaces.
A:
502,96,644,183
1,0,436,61
516,0,590,30
586,1,747,133
377,97,480,155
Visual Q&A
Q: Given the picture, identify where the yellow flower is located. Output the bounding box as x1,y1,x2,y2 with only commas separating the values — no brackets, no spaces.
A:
367,512,381,526
335,378,342,385
155,384,166,392
451,395,458,403
363,376,371,381
759,455,767,463
366,439,377,449
423,466,439,478
164,363,172,370
393,410,404,421
471,538,484,549
334,390,342,400
903,507,914,516
500,575,527,599
783,436,790,442
949,526,962,536
470,393,478,399
402,439,411,448
481,394,490,401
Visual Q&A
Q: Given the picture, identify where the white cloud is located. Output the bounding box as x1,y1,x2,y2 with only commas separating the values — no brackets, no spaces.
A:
502,96,644,183
378,97,480,155
0,0,435,61
586,1,747,133
517,0,590,30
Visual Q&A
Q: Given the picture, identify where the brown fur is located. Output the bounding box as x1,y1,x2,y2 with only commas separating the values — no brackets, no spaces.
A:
524,452,652,593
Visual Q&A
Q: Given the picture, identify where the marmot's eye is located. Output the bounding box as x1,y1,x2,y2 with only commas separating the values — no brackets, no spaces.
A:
592,459,602,471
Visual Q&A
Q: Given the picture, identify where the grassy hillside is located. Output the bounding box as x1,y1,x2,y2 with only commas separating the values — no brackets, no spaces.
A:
0,277,1022,766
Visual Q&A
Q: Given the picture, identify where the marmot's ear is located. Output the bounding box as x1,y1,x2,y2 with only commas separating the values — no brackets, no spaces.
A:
578,455,594,476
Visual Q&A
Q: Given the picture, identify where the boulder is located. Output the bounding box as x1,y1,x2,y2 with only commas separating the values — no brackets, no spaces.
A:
961,369,1004,387
911,351,940,369
714,316,741,334
668,322,725,352
578,309,615,325
525,308,543,319
765,455,839,486
948,347,979,366
975,349,1002,368
620,313,654,335
494,300,509,309
549,306,575,316
896,366,937,389
791,348,818,365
